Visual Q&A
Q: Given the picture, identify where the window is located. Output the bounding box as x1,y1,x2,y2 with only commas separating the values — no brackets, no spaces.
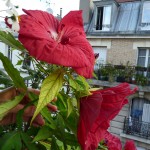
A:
93,47,107,70
131,98,150,122
123,98,150,138
96,6,111,31
137,48,150,67
141,2,150,30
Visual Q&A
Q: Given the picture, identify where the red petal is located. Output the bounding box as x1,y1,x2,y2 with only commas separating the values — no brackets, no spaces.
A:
124,140,137,150
22,9,59,39
77,83,137,150
77,92,103,150
104,131,122,150
59,10,84,32
18,10,95,78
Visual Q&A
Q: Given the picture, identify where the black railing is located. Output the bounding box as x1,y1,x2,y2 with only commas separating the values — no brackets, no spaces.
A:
123,117,150,139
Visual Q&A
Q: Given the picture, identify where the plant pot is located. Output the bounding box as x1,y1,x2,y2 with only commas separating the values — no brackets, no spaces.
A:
116,76,125,82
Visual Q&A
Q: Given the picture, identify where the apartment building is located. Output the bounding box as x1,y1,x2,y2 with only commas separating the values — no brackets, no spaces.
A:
80,0,150,149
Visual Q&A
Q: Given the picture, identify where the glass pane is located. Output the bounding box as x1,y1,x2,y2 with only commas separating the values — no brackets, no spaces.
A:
103,6,111,24
139,49,146,56
137,57,145,67
142,2,150,23
102,6,111,31
148,57,150,66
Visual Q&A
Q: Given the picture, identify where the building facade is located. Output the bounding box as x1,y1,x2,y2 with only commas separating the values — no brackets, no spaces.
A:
80,0,150,149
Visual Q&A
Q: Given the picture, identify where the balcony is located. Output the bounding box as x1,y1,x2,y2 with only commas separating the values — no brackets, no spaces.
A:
123,117,150,140
94,64,150,87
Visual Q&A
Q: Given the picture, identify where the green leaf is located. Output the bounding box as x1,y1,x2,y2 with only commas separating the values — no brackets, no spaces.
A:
0,31,25,50
0,131,22,150
76,76,90,91
51,137,61,150
61,111,78,136
67,98,73,118
0,52,27,89
33,126,52,142
21,132,39,150
69,75,91,98
41,107,56,129
0,76,13,85
0,94,24,120
39,141,50,150
31,69,64,123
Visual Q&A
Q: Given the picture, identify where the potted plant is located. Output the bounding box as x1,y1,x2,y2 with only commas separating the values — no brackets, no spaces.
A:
105,64,116,83
135,74,148,86
115,66,126,82
99,65,109,81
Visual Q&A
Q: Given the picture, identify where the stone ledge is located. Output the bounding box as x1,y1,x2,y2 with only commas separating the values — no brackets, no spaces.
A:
88,79,150,93
120,133,150,144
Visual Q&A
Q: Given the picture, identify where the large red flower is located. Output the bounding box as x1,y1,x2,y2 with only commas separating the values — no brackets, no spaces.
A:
77,83,137,150
18,9,95,78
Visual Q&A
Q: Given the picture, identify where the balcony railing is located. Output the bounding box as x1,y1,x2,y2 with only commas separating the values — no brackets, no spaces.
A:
123,117,150,139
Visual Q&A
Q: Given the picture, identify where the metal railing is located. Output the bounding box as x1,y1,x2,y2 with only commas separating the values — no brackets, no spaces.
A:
123,117,150,139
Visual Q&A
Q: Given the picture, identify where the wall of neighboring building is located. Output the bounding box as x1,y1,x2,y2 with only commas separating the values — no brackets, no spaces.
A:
88,37,150,66
107,38,136,65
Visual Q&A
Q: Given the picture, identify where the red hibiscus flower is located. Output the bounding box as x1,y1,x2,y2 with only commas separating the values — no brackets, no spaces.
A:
104,131,122,150
18,9,95,78
77,83,137,150
124,140,137,150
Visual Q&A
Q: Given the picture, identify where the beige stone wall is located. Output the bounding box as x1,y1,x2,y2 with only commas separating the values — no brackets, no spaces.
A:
107,39,137,66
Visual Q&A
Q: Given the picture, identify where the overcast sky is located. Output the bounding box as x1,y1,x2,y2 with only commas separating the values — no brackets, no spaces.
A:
0,0,80,18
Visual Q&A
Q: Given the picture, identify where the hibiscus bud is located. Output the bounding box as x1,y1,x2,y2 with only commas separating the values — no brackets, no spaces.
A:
5,17,12,28
94,53,99,60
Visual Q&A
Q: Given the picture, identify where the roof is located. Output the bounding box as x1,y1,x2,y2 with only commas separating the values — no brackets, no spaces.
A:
116,0,137,2
86,0,150,36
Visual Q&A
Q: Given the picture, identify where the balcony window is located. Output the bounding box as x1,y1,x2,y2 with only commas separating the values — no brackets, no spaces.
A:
137,48,150,67
141,2,150,30
93,47,107,70
123,98,150,139
95,6,111,31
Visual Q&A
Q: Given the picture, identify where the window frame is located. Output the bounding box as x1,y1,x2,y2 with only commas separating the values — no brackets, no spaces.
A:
140,1,150,30
137,48,150,68
95,5,112,31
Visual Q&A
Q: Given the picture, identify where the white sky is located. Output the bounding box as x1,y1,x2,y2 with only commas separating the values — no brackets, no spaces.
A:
0,0,80,20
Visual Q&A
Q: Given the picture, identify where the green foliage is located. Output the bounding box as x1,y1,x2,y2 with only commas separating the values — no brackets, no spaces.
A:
0,52,26,89
31,69,64,123
0,31,25,51
0,94,24,121
0,131,22,150
0,28,95,150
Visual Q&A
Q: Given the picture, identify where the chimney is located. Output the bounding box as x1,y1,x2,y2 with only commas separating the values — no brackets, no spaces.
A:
79,0,94,24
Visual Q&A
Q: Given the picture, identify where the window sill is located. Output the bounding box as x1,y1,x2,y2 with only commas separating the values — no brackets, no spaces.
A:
120,133,150,144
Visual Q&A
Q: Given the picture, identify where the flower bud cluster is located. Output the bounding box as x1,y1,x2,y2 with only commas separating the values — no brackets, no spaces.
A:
1,0,20,32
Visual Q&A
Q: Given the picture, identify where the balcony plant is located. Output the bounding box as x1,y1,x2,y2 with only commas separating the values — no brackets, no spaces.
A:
124,62,136,83
135,74,148,86
105,64,116,83
0,1,137,150
98,64,109,81
115,65,126,83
